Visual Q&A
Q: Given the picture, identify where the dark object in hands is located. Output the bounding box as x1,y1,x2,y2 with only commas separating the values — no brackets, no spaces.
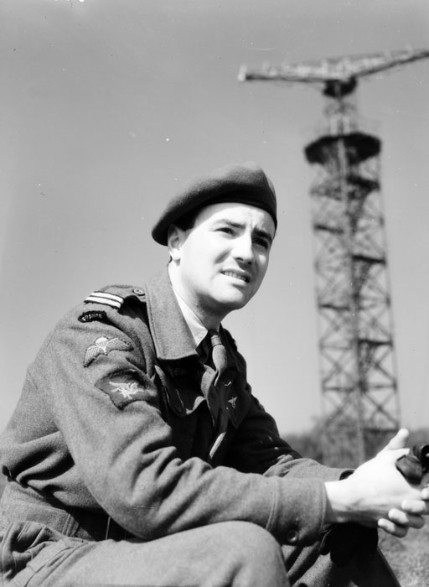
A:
396,444,429,485
320,522,378,567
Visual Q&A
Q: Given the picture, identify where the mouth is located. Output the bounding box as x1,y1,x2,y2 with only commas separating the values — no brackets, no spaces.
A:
222,270,251,284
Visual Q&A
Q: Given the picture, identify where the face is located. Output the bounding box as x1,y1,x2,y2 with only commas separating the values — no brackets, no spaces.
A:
168,202,276,328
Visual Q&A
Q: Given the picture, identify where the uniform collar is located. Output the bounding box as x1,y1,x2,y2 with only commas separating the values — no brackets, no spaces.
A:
144,268,200,362
171,285,208,348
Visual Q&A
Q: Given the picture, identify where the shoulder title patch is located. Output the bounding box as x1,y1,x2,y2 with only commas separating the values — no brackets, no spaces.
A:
97,369,152,409
84,336,132,367
79,310,109,324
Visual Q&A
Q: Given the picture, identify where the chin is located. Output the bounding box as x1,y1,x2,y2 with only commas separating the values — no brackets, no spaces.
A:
218,295,250,312
208,286,254,313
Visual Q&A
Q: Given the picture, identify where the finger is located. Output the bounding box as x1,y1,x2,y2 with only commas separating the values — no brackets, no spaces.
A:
401,499,429,515
422,487,429,501
380,447,409,464
407,515,425,529
388,508,425,529
378,517,408,538
381,428,409,452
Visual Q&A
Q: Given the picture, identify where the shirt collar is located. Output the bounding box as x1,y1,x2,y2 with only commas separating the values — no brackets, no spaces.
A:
171,285,208,348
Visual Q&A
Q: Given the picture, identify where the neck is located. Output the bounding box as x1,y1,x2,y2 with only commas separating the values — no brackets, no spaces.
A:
168,263,224,331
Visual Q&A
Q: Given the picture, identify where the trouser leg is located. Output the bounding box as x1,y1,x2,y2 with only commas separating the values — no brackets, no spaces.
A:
24,521,289,587
282,542,401,587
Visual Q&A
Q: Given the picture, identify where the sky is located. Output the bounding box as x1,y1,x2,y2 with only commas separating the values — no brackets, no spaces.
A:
1,0,429,438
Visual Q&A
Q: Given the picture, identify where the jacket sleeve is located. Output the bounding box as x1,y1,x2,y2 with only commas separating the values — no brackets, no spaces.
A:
30,299,334,546
225,391,347,482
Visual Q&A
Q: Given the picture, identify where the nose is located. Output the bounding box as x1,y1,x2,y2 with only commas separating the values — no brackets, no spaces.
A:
232,234,255,265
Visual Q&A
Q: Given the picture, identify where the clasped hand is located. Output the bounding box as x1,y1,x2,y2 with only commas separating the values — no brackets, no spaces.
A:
325,429,429,538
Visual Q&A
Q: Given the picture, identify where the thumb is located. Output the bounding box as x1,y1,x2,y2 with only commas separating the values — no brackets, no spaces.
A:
380,428,409,452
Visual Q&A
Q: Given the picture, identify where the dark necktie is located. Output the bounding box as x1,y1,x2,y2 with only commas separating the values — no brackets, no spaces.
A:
208,330,228,386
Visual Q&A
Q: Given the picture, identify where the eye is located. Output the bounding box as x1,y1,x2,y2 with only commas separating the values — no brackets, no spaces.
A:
217,225,234,235
253,236,270,250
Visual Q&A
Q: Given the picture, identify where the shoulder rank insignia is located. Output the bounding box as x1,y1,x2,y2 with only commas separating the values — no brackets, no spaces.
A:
84,291,124,310
84,336,132,367
96,369,153,409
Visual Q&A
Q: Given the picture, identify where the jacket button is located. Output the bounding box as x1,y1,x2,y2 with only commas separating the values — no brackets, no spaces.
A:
133,288,144,296
285,528,299,544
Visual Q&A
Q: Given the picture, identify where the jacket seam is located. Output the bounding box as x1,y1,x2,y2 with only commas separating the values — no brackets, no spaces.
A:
265,478,280,535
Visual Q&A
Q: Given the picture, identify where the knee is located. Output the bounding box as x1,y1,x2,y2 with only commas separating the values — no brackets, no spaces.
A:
219,521,284,566
216,522,288,586
225,522,278,549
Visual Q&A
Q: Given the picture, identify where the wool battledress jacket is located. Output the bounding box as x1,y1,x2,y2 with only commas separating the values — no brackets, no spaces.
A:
0,270,345,550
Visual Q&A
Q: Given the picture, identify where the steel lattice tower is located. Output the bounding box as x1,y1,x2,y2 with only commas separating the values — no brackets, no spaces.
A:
305,86,397,467
239,49,429,466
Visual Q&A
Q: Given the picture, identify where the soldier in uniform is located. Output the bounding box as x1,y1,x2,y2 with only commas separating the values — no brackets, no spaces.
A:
0,161,428,586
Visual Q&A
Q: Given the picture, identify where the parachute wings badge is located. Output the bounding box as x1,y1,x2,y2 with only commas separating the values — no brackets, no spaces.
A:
84,336,132,367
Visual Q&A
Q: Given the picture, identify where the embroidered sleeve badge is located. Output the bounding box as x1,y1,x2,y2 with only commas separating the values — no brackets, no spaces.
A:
84,336,132,367
79,310,109,324
96,370,153,409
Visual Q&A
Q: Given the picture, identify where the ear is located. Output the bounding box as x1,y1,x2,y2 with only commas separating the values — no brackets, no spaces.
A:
167,225,186,262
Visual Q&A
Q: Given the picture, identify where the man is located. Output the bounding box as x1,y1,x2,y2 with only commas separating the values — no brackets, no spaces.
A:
0,161,427,586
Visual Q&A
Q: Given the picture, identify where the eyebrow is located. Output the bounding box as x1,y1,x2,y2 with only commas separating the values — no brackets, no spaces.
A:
254,228,274,246
214,219,274,246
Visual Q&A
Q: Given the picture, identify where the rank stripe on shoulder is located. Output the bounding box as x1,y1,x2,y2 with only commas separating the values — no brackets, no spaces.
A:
85,296,122,309
85,292,124,309
90,291,124,303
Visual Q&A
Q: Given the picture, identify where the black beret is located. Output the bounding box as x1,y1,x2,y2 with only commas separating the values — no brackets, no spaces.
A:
151,161,277,245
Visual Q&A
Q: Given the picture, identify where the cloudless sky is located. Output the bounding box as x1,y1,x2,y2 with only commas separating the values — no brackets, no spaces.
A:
1,0,429,438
